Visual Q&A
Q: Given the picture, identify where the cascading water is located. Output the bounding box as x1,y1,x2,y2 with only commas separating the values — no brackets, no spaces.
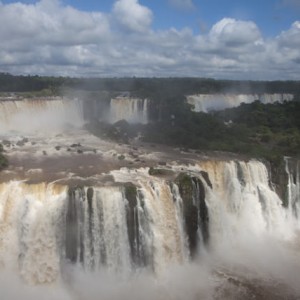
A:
1,160,297,279
0,96,149,133
0,182,67,284
187,93,294,113
109,97,148,124
0,115,300,300
285,157,300,220
203,160,294,244
1,91,299,299
65,186,131,274
0,98,84,134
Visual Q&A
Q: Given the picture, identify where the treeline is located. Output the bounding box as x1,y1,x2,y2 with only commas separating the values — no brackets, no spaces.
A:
0,73,299,95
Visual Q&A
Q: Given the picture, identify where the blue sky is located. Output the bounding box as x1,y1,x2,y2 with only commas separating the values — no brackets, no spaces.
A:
2,0,298,35
0,0,299,79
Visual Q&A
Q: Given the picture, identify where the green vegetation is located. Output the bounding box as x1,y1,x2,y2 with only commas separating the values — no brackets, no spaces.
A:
1,73,300,169
0,144,8,170
124,183,137,204
140,95,300,167
148,167,173,176
215,99,300,162
1,73,299,95
86,93,300,171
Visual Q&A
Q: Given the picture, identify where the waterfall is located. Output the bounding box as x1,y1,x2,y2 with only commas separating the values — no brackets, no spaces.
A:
0,98,83,134
0,159,299,290
203,160,293,245
0,181,67,284
187,93,294,112
285,157,300,220
65,186,131,273
109,97,148,124
0,96,149,132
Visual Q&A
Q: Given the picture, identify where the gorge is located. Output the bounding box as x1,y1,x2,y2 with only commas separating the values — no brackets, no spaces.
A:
0,94,300,300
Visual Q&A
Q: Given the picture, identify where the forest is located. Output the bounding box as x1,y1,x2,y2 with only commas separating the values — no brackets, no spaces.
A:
0,72,299,95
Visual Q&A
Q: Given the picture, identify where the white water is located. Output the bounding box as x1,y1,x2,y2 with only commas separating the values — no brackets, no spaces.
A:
0,159,300,298
0,98,84,134
187,93,294,112
0,93,300,299
109,97,148,124
285,157,300,221
0,96,149,133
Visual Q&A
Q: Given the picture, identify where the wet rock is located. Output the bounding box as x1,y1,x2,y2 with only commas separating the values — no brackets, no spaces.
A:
175,173,209,257
70,143,81,148
200,171,213,189
2,140,11,146
16,138,29,147
129,151,139,158
66,187,85,263
124,183,146,266
148,167,173,176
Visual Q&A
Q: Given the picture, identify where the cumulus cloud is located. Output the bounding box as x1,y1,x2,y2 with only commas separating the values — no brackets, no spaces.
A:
209,18,262,46
277,21,300,48
168,0,195,10
0,0,110,48
112,0,152,33
0,0,299,79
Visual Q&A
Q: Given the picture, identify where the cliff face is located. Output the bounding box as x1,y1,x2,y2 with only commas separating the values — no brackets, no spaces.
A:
266,157,300,210
1,158,298,284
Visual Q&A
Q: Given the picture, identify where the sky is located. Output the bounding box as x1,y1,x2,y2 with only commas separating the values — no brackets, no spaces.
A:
0,0,299,80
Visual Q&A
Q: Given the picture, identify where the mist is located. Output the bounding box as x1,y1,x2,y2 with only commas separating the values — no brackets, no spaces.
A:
1,233,300,300
0,98,84,135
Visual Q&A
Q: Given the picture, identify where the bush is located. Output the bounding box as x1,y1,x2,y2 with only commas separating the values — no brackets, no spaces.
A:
0,144,8,170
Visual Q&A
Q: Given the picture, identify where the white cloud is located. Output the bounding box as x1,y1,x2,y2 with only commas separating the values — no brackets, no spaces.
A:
0,0,110,48
209,18,262,46
277,21,300,48
168,0,195,10
0,0,299,79
112,0,153,33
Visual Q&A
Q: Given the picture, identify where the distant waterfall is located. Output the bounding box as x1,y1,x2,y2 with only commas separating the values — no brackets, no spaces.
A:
0,97,83,134
0,160,299,283
109,97,148,124
187,93,294,112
